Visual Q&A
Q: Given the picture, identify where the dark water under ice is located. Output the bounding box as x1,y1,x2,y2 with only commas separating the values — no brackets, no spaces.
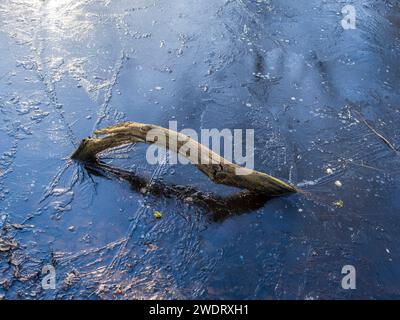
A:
0,0,399,299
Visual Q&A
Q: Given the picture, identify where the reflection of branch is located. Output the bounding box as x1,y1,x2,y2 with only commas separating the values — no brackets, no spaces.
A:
72,122,297,196
85,161,272,222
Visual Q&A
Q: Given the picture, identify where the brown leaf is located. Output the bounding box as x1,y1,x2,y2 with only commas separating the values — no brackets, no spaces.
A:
0,237,18,252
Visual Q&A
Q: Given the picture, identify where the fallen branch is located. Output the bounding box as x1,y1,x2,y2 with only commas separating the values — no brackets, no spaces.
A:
72,122,297,196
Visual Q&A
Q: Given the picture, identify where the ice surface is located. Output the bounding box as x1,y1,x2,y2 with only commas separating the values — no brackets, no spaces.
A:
0,0,399,299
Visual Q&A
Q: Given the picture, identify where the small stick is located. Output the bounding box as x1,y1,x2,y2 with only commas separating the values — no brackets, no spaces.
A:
361,119,397,152
353,110,398,152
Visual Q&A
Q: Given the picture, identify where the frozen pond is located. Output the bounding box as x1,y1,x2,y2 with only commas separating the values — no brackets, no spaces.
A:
0,0,399,299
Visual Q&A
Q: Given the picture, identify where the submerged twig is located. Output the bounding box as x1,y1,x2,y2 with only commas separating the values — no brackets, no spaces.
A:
353,110,398,153
362,119,397,152
72,122,297,196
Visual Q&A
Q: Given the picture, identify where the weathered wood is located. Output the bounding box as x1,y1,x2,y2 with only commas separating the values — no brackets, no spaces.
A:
72,122,297,196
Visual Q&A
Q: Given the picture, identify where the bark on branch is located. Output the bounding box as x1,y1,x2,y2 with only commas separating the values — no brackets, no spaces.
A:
72,122,297,196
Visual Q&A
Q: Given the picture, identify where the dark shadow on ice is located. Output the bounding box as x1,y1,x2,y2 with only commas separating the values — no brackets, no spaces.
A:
82,161,273,222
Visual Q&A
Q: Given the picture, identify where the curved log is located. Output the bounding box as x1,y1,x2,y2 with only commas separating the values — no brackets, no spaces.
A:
72,122,297,196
